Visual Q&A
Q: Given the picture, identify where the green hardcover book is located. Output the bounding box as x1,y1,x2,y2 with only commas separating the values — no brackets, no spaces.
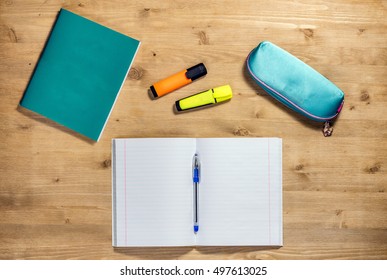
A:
20,9,140,141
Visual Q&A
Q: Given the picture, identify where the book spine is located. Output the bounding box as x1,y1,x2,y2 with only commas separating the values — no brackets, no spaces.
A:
112,139,117,246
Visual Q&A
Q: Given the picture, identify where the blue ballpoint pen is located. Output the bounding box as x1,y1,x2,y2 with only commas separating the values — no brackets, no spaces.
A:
193,153,200,234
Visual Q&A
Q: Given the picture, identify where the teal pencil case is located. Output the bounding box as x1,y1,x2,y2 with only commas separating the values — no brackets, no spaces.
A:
247,41,344,135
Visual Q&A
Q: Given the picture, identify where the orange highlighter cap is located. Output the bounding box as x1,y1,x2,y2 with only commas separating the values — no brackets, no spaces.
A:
150,63,207,98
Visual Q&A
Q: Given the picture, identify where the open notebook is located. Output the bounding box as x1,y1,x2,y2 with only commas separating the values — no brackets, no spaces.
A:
112,138,282,247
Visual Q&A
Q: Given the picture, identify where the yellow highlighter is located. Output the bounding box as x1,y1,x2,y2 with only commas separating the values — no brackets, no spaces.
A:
175,85,233,112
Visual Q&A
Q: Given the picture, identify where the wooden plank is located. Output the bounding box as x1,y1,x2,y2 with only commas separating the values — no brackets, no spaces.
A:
0,0,386,260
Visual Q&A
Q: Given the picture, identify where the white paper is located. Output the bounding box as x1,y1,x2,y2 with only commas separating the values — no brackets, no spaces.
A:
112,138,282,247
196,138,282,246
113,138,195,246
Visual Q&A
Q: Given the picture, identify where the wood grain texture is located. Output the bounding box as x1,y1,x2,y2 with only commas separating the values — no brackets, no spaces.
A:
0,0,386,259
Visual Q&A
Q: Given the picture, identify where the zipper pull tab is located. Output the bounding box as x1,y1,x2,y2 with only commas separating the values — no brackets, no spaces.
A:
322,121,333,137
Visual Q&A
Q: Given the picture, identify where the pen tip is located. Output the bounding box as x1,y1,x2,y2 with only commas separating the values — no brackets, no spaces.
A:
194,225,199,233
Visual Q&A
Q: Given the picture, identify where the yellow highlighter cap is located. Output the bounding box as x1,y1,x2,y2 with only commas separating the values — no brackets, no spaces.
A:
212,85,233,102
175,84,233,111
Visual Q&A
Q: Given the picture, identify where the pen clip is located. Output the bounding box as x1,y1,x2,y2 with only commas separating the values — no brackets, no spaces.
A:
193,154,200,183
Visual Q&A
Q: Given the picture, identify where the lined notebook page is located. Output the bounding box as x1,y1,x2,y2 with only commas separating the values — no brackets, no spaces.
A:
112,138,282,247
112,138,195,246
197,138,282,246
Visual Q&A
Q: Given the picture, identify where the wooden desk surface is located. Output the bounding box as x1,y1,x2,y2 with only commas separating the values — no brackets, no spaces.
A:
1,0,386,260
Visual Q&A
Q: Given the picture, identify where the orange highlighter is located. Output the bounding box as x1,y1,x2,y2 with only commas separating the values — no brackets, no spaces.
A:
150,63,207,98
